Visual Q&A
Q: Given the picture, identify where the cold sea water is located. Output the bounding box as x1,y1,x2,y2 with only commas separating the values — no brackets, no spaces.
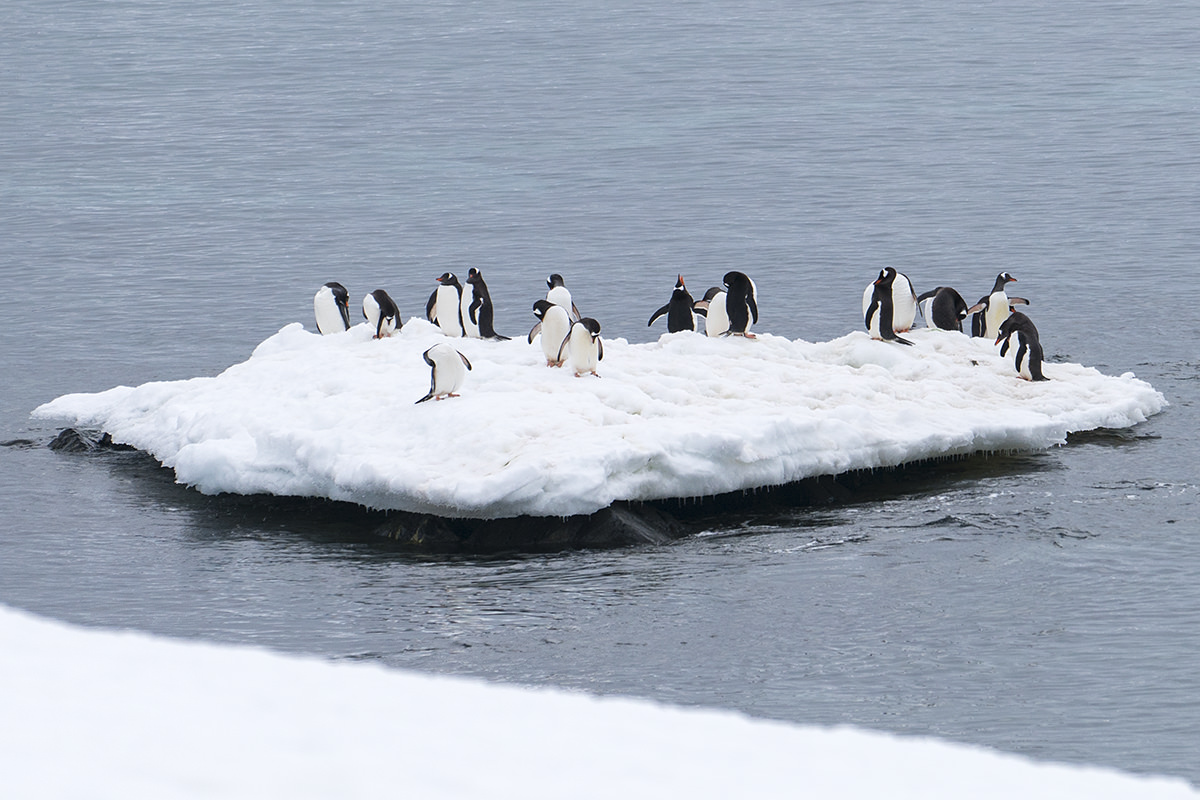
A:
3,0,1199,784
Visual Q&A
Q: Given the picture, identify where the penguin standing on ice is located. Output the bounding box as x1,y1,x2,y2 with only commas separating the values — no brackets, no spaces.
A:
314,282,351,335
722,271,758,337
861,267,917,334
968,272,1028,339
557,317,603,377
546,273,582,321
528,299,572,367
362,289,401,339
415,343,473,403
693,286,729,337
647,275,697,333
916,286,970,332
865,268,915,345
460,268,509,340
425,272,465,337
995,310,1049,381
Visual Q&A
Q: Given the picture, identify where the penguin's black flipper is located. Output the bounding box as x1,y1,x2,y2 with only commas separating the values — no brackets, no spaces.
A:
528,322,542,344
459,352,473,371
597,338,603,361
425,290,438,324
571,302,582,322
469,295,483,325
692,303,708,317
1009,297,1030,306
556,325,574,364
865,296,881,330
747,293,759,325
647,304,670,327
916,288,939,303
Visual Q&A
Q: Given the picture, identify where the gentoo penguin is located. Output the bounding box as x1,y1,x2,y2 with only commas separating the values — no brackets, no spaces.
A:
460,268,509,340
916,286,970,332
528,299,572,367
415,343,473,403
647,275,697,333
362,289,401,339
425,272,465,337
968,272,1029,339
546,273,582,321
861,267,917,334
557,317,603,377
314,282,351,335
693,286,730,337
722,271,758,337
995,310,1049,381
865,268,914,345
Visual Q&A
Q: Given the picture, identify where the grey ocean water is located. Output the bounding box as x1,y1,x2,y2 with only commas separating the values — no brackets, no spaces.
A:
3,0,1199,783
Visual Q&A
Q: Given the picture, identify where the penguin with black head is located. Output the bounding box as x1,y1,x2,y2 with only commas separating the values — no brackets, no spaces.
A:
968,272,1029,339
861,267,917,334
916,286,970,332
995,310,1049,381
529,299,572,367
545,274,582,321
557,317,603,377
648,275,697,333
461,268,509,340
865,268,914,345
722,271,758,338
314,282,351,335
363,289,401,339
693,286,729,337
426,273,465,337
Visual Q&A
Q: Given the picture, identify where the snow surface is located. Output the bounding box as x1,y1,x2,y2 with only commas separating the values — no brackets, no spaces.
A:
1,605,1194,800
34,320,1165,518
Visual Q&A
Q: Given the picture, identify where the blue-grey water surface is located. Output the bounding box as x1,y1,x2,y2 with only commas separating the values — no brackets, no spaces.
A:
3,0,1199,784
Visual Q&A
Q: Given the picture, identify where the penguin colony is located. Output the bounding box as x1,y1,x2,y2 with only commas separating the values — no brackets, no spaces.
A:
313,268,1051,403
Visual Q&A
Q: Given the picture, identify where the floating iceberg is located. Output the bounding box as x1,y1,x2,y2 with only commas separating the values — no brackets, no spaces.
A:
34,320,1165,519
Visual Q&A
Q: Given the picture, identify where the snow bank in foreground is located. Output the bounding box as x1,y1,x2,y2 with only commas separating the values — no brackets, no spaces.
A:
1,606,1193,800
34,320,1165,518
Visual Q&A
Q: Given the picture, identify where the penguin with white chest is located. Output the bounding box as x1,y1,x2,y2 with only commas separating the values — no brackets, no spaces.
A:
862,267,917,334
528,299,572,367
545,273,582,321
647,275,697,333
415,343,473,403
461,268,509,340
557,317,603,377
995,310,1049,381
314,282,351,335
362,289,401,339
865,268,915,345
425,273,465,337
693,286,730,337
722,271,758,337
968,272,1029,339
916,286,970,332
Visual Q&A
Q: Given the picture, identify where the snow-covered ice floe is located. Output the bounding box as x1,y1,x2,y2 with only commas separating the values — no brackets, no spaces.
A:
1,605,1196,800
34,320,1165,518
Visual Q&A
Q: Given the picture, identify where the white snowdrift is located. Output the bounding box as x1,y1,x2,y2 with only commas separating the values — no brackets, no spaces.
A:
34,320,1165,518
1,605,1195,800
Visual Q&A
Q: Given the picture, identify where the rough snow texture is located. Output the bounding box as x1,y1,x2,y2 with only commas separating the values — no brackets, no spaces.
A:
34,320,1165,518
1,606,1195,800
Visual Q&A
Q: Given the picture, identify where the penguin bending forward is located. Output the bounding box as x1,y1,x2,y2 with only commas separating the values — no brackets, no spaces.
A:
362,289,401,339
461,268,509,340
647,275,697,333
314,282,351,335
546,274,582,322
995,310,1049,381
693,286,729,337
557,317,603,377
865,268,914,345
528,299,572,367
722,271,758,337
416,343,473,403
916,286,970,332
861,267,917,334
426,273,465,337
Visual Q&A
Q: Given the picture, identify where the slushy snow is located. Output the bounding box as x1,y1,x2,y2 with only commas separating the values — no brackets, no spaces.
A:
1,605,1195,799
34,320,1165,518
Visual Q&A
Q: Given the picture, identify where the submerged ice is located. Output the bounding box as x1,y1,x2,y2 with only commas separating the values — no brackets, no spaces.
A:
34,320,1165,518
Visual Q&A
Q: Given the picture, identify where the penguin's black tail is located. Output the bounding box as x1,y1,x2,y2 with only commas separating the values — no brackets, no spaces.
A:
894,335,915,346
489,334,512,342
415,393,435,404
